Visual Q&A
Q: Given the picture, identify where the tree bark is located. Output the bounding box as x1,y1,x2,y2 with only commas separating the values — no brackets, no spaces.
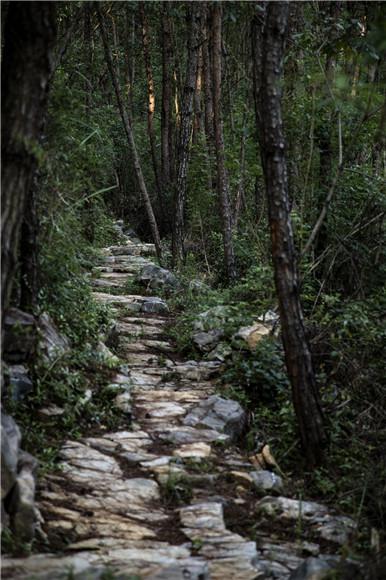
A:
253,1,327,466
211,3,236,281
161,3,174,197
96,4,162,263
1,1,57,318
140,4,162,205
203,9,214,151
172,3,202,267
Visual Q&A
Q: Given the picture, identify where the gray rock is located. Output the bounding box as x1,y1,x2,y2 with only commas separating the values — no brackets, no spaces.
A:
8,364,33,401
256,496,356,546
256,496,328,521
141,297,169,314
9,451,38,542
193,305,229,332
233,321,271,350
1,413,21,500
259,309,279,324
188,279,210,294
289,556,363,580
206,342,232,362
38,313,70,362
192,329,223,353
3,308,36,363
139,264,178,290
183,395,247,442
250,470,283,494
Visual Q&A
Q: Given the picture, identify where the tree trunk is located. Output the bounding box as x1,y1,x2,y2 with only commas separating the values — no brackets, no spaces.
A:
172,3,202,267
140,4,162,205
19,178,39,313
211,3,236,281
96,5,162,263
1,1,57,319
161,3,174,198
124,4,135,118
253,1,327,467
193,48,204,143
203,9,214,150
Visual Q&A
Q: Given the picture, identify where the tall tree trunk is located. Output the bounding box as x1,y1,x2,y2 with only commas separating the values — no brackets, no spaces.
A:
96,5,162,263
211,3,236,281
139,4,162,206
1,1,56,319
124,4,135,118
172,3,202,267
83,3,95,243
253,1,327,467
161,3,174,199
20,3,83,312
203,9,214,150
193,48,204,143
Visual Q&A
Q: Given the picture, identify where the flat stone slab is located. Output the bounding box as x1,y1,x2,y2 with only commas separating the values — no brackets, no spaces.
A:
154,425,230,445
173,443,212,459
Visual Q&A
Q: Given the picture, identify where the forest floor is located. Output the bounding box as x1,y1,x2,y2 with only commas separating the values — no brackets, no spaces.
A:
2,236,361,580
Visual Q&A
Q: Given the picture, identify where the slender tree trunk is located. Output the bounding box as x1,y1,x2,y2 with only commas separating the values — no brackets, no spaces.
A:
1,1,56,320
172,3,202,267
253,1,327,466
140,4,162,205
202,7,215,195
161,3,174,198
234,117,247,230
193,48,204,143
203,9,214,151
96,5,162,262
96,3,162,261
124,4,135,118
211,3,236,281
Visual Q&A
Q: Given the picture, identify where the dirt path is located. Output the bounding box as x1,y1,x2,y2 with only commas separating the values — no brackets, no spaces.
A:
2,239,356,580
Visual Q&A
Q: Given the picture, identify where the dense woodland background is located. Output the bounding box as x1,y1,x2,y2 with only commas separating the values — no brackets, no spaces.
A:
1,0,386,554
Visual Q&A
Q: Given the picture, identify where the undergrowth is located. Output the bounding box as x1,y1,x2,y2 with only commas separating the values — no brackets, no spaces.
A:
166,260,386,552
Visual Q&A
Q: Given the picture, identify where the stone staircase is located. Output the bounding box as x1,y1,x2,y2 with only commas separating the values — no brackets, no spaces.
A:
2,236,359,580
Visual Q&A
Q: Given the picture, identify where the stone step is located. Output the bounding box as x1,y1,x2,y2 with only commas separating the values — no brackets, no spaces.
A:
106,244,156,257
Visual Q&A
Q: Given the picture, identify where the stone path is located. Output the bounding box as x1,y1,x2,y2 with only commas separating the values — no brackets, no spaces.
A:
2,237,357,580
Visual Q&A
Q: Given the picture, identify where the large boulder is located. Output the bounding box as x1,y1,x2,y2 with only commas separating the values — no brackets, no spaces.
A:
8,451,39,542
1,413,21,500
3,308,36,363
38,313,70,362
183,395,247,442
138,264,178,290
233,321,271,350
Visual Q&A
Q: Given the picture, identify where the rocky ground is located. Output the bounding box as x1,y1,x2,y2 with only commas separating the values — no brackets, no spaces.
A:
2,235,361,580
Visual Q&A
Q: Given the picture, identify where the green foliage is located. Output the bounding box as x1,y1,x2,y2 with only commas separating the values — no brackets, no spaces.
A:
161,473,193,506
222,337,290,407
8,345,127,473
